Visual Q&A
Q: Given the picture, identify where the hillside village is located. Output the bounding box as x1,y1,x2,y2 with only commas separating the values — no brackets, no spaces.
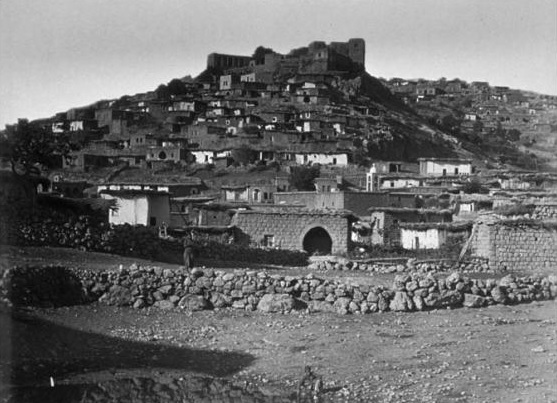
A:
2,38,557,258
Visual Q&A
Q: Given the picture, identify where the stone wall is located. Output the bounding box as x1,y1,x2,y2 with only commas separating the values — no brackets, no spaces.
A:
2,265,556,315
470,218,557,271
232,210,351,254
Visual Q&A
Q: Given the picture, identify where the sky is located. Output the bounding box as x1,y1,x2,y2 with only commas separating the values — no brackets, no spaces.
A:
1,0,556,128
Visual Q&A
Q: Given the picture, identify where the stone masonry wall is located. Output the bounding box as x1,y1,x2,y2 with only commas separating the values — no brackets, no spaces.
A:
232,211,350,254
471,219,557,271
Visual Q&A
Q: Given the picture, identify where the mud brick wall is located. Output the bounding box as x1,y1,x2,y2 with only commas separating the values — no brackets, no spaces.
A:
471,220,557,271
232,210,351,254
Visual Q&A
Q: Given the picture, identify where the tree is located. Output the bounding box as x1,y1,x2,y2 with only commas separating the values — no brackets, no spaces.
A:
289,165,320,191
252,46,274,64
4,119,72,178
231,146,257,165
462,179,489,194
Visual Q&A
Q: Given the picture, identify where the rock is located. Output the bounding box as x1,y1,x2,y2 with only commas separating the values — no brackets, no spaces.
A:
393,275,411,291
390,291,414,312
360,301,370,313
101,285,132,306
463,293,486,308
158,285,173,295
232,300,246,309
418,276,436,289
378,296,389,312
257,294,294,313
178,295,209,311
490,286,507,304
445,272,462,287
132,298,145,309
348,301,360,313
412,295,424,311
168,295,180,304
425,290,462,308
308,301,336,313
499,274,516,288
334,297,351,315
405,281,419,292
210,292,231,308
367,291,379,303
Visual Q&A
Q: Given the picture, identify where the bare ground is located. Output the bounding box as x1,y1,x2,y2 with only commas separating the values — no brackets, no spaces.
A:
1,246,557,402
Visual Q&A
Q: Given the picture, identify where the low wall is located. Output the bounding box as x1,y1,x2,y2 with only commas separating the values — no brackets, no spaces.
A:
2,265,556,315
307,257,492,274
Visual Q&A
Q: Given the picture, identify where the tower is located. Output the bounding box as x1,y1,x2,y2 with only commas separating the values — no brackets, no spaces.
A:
366,163,377,191
348,38,365,68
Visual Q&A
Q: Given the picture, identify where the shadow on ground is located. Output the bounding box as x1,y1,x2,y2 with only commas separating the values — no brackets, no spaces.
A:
0,308,255,387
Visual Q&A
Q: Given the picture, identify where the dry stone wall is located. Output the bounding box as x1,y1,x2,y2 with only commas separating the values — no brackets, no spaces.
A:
2,265,556,315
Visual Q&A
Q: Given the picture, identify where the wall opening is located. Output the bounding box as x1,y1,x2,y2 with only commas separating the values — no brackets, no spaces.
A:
303,227,332,254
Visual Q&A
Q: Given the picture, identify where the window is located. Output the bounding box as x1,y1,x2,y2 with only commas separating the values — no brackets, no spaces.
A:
454,168,459,174
263,235,275,248
150,217,157,226
332,158,337,165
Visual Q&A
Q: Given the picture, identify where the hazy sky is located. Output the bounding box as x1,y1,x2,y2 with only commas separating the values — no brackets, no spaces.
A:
1,0,556,127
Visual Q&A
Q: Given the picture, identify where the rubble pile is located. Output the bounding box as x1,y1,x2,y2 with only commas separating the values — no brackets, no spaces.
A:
2,264,556,314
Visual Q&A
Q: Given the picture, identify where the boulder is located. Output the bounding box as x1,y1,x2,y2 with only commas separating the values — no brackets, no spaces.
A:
178,295,209,311
390,291,414,312
424,290,462,309
333,297,351,315
257,294,294,313
308,301,336,313
490,286,507,304
463,293,486,308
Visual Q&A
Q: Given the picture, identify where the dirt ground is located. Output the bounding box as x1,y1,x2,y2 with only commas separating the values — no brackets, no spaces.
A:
1,246,557,402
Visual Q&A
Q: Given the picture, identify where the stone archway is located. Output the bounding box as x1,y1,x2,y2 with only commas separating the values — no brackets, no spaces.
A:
302,226,333,254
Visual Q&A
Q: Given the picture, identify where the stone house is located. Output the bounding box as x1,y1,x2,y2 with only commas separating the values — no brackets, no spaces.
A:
294,152,348,166
169,196,237,228
399,221,472,250
97,180,205,198
100,189,170,227
146,146,186,165
367,207,452,247
274,191,391,217
191,149,232,164
314,176,339,192
221,183,276,204
418,158,473,177
232,208,355,254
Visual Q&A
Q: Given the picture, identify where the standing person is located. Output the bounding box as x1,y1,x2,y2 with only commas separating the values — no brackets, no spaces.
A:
183,232,195,270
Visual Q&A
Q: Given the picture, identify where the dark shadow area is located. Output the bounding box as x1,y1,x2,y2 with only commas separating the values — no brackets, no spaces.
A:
4,376,295,403
0,309,256,389
302,228,332,255
7,266,90,307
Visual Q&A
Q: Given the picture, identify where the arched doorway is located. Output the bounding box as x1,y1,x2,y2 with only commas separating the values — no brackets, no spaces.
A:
303,227,332,254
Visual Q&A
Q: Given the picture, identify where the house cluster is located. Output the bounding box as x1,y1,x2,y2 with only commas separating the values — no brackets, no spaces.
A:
16,39,375,175
7,38,557,257
383,77,557,147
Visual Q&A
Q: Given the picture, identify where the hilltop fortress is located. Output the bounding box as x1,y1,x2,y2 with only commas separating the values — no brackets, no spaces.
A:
207,38,365,76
